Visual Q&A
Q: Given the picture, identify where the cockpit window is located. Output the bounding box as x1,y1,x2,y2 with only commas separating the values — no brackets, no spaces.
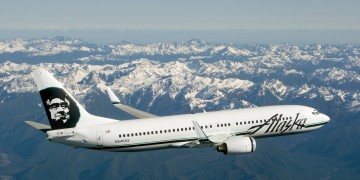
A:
312,109,320,115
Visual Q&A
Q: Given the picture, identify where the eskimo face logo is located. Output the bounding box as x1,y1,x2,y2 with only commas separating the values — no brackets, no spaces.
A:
40,87,80,129
46,97,70,123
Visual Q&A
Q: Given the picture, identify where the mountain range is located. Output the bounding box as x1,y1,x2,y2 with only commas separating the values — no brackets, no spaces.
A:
0,37,359,179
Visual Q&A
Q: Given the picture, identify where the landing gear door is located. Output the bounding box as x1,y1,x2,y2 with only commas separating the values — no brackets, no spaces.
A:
96,131,103,146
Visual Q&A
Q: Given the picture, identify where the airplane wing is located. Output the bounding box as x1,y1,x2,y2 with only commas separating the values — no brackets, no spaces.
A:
171,121,234,148
192,120,233,144
106,88,158,119
25,121,51,133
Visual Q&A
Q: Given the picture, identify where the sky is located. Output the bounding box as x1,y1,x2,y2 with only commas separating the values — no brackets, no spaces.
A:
1,0,360,44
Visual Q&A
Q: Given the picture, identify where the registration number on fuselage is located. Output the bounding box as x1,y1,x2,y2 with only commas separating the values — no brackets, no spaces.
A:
115,139,130,143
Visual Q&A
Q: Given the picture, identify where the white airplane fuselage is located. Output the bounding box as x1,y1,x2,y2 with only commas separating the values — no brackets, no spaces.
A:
48,105,329,152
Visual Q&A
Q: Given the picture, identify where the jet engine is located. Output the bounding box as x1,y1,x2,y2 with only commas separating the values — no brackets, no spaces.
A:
216,136,256,155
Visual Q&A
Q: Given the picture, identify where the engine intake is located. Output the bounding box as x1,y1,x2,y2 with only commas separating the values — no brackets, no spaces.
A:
216,136,256,155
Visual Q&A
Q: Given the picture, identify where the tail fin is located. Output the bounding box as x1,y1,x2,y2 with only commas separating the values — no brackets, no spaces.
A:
32,69,92,130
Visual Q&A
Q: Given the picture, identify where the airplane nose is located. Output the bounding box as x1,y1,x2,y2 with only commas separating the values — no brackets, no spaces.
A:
321,113,330,123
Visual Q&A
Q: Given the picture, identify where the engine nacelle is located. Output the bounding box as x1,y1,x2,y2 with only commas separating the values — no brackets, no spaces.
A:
216,136,256,155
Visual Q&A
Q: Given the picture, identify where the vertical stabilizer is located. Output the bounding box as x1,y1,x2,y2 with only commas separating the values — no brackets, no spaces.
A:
32,69,93,129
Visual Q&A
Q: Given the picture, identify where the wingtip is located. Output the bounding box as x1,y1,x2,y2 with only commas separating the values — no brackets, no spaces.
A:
106,87,121,104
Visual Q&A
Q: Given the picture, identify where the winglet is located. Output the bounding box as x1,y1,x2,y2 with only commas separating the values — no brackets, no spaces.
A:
106,88,121,104
106,87,158,119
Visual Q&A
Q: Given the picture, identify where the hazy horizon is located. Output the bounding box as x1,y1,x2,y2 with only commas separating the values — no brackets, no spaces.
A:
2,0,359,45
2,0,359,30
1,28,360,45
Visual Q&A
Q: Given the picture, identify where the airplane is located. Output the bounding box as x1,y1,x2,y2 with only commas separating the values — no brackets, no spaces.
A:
25,69,330,155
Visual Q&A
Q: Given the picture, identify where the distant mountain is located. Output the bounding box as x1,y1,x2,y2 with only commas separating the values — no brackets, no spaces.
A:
0,37,359,179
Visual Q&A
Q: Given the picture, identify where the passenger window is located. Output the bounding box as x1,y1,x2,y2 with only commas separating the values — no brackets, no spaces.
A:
244,122,246,125
210,125,212,128
228,123,230,126
119,135,121,138
181,128,184,131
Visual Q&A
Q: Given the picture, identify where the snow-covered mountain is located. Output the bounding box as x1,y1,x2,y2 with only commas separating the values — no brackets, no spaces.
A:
1,37,359,64
0,37,359,113
0,58,359,113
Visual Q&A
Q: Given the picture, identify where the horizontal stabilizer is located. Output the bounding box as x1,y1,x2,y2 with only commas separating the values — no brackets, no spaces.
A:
106,88,158,119
25,121,51,133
